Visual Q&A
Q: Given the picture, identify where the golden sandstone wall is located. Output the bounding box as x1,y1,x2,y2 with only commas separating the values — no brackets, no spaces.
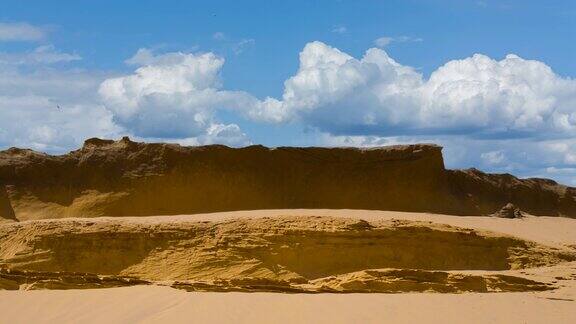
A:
1,137,575,221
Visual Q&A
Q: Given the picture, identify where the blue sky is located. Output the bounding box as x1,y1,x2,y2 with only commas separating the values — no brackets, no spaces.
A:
1,0,576,184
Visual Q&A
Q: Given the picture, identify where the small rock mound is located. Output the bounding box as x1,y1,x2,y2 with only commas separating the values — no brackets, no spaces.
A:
83,138,115,148
346,219,374,231
493,203,524,219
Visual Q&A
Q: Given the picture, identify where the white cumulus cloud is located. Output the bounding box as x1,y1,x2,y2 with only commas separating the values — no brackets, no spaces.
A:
99,49,255,143
0,41,118,153
0,46,253,153
0,67,120,152
253,41,576,140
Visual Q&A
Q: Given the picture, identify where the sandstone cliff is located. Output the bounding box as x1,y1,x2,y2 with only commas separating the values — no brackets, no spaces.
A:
1,215,573,292
0,137,575,220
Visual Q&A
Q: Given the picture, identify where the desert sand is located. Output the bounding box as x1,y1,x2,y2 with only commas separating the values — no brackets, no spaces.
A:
2,140,576,323
1,284,575,324
1,209,575,323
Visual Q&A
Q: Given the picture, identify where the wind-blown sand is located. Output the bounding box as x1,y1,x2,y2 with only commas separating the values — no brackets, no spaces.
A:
1,209,575,323
130,209,576,247
1,284,575,324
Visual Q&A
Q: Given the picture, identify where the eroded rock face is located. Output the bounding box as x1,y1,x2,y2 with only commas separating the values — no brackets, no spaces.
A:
170,270,554,294
6,216,559,277
0,138,575,220
0,216,572,293
0,185,15,221
447,169,576,217
0,268,148,290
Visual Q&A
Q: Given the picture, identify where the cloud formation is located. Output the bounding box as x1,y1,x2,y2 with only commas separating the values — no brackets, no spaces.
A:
99,49,254,144
255,41,576,141
2,39,576,185
232,38,255,55
210,32,255,55
0,22,47,42
0,45,81,65
331,26,347,34
0,66,119,152
0,47,253,152
374,36,423,48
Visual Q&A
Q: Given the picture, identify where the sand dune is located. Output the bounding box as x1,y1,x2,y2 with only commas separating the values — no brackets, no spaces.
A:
0,209,575,323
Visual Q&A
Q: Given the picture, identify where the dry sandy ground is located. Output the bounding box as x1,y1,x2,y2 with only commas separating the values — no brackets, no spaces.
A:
0,284,575,324
117,209,576,248
1,209,576,323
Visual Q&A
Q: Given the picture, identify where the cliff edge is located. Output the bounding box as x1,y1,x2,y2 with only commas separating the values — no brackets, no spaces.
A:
0,137,574,220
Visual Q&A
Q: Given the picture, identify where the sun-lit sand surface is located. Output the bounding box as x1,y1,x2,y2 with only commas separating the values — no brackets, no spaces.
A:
1,209,575,323
89,209,576,247
0,284,575,324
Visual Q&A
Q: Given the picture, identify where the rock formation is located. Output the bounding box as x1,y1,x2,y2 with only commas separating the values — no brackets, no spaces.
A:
1,215,572,292
493,203,524,219
0,137,575,220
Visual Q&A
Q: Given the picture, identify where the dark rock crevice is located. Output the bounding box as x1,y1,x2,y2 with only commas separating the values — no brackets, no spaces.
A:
0,185,16,221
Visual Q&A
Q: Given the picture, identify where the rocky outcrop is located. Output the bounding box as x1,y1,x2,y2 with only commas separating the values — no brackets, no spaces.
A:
492,203,524,219
170,270,554,293
447,168,576,217
0,137,575,220
1,215,571,292
0,268,149,290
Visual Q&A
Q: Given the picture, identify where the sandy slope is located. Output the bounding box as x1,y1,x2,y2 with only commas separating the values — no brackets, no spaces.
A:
122,209,576,248
1,209,576,323
1,285,575,324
